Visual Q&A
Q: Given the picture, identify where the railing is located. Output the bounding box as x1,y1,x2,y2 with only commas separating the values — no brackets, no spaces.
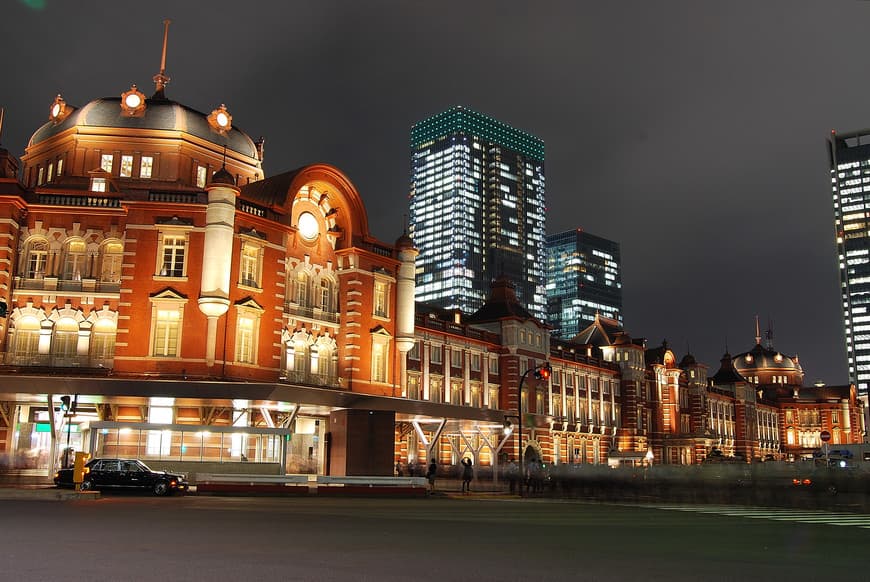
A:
14,277,121,294
280,370,340,388
149,192,201,204
38,194,121,208
284,303,340,324
0,353,114,369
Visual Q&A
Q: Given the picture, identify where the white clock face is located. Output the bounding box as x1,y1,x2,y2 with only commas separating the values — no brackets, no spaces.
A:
298,212,319,240
216,112,229,127
125,93,142,109
51,103,61,118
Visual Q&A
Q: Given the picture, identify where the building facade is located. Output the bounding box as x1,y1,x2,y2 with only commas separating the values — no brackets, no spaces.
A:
829,129,870,397
409,106,547,321
546,228,623,339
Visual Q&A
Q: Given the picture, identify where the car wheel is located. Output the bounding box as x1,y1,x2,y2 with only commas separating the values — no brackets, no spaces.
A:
153,481,169,496
80,480,94,492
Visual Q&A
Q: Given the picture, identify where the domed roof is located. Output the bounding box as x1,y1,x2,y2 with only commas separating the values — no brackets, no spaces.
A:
29,97,258,159
395,231,415,250
210,166,236,186
733,343,801,373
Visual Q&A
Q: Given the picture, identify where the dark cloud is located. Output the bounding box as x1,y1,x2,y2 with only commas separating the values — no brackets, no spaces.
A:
1,0,865,384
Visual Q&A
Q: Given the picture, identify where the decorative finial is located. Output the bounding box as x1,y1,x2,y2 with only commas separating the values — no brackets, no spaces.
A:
152,19,172,99
754,315,761,346
222,145,228,169
0,107,4,145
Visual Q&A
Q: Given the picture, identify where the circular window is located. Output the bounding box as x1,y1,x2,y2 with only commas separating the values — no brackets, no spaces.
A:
298,212,319,240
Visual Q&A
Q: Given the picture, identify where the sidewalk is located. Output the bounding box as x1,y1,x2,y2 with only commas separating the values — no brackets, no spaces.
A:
0,485,100,501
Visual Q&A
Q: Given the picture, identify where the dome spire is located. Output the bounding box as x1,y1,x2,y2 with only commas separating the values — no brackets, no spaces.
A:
754,314,761,345
152,19,172,100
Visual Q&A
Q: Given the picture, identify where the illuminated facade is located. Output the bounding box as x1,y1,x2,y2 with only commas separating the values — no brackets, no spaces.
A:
829,130,870,397
410,106,547,321
546,228,622,339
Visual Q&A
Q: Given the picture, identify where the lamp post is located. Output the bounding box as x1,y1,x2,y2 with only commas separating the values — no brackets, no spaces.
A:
503,362,551,497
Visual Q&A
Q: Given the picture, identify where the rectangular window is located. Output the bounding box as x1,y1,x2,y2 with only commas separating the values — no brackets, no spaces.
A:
120,155,133,177
37,167,44,185
101,154,114,173
91,177,107,192
236,317,255,364
153,309,180,357
374,281,388,317
57,158,64,177
239,243,261,288
408,341,420,360
140,156,153,178
450,349,462,368
430,345,442,364
372,341,387,382
832,410,840,424
47,163,54,182
160,234,186,277
146,406,173,456
470,353,481,371
196,165,207,188
488,357,498,375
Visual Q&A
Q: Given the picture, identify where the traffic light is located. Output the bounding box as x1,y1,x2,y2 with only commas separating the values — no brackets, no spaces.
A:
534,362,552,381
60,395,72,414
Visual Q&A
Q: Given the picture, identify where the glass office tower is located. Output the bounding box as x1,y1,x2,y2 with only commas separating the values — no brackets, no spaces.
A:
546,229,622,339
410,106,546,320
830,130,870,397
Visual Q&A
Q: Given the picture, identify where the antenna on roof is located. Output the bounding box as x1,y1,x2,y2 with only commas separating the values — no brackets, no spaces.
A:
152,19,172,99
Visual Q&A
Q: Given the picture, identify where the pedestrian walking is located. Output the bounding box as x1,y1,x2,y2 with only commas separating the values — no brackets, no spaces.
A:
461,457,474,493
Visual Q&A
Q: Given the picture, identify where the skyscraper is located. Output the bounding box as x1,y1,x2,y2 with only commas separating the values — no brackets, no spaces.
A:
546,228,623,339
829,130,870,397
410,106,546,320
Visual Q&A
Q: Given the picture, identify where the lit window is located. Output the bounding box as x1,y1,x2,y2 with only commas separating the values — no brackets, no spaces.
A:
100,241,124,283
196,165,207,188
239,243,262,288
147,405,173,455
57,158,64,177
236,316,256,364
120,155,133,177
61,239,86,280
101,154,114,173
372,338,388,382
37,167,44,185
291,271,310,307
374,280,388,317
11,316,41,362
91,177,107,192
140,156,153,178
159,233,186,277
152,308,181,357
52,318,80,361
24,238,48,278
90,317,116,365
319,278,335,313
47,163,54,182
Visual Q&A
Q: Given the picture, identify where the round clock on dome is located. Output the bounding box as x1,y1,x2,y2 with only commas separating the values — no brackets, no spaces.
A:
120,85,147,117
49,95,66,123
208,104,233,135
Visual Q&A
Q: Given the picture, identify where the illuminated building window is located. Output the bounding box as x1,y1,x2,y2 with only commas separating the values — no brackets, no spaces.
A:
47,162,54,182
374,280,389,318
196,165,207,188
407,374,420,399
371,336,389,383
90,317,116,365
61,238,86,281
450,380,462,405
37,167,44,185
290,271,310,307
91,177,107,192
147,403,174,456
100,240,124,283
239,242,262,288
319,278,336,313
236,316,257,364
23,238,49,278
140,156,153,178
101,154,114,173
158,233,187,277
57,158,63,177
430,377,443,403
120,155,133,177
11,316,41,361
149,296,186,358
52,318,80,362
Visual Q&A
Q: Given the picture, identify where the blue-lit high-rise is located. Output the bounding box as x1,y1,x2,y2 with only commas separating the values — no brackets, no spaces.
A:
546,229,623,339
409,106,546,320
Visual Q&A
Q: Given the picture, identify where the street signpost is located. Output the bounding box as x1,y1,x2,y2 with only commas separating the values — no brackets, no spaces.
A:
820,430,831,465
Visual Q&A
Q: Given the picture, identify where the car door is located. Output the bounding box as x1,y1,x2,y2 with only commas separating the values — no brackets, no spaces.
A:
123,461,148,489
95,460,123,487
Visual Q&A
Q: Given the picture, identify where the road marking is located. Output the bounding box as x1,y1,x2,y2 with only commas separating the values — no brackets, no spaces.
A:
651,504,870,529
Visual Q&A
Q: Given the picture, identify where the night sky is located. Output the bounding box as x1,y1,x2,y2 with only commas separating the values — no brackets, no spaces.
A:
3,1,868,385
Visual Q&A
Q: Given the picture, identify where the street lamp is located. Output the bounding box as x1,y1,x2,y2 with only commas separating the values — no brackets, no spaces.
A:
503,362,551,497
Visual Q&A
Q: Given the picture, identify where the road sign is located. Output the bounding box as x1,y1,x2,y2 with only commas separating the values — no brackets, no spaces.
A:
820,430,831,443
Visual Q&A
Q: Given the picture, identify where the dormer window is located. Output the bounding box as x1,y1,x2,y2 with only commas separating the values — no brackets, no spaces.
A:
91,177,107,192
101,154,114,173
196,165,207,188
120,155,133,178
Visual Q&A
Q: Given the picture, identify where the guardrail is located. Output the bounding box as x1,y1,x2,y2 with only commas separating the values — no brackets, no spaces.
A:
194,473,428,488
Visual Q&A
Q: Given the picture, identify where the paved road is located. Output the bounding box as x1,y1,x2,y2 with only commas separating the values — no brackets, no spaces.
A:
3,494,869,581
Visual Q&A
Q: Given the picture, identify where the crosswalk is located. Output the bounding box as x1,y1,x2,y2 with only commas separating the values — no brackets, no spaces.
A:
651,503,870,529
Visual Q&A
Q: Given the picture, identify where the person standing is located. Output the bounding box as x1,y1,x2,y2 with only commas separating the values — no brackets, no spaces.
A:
426,458,437,493
461,457,474,493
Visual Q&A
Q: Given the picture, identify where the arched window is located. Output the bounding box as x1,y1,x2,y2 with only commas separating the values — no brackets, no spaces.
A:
53,317,80,361
90,318,116,365
319,278,336,313
289,271,310,307
11,316,41,362
61,239,87,280
24,238,49,279
100,240,124,283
